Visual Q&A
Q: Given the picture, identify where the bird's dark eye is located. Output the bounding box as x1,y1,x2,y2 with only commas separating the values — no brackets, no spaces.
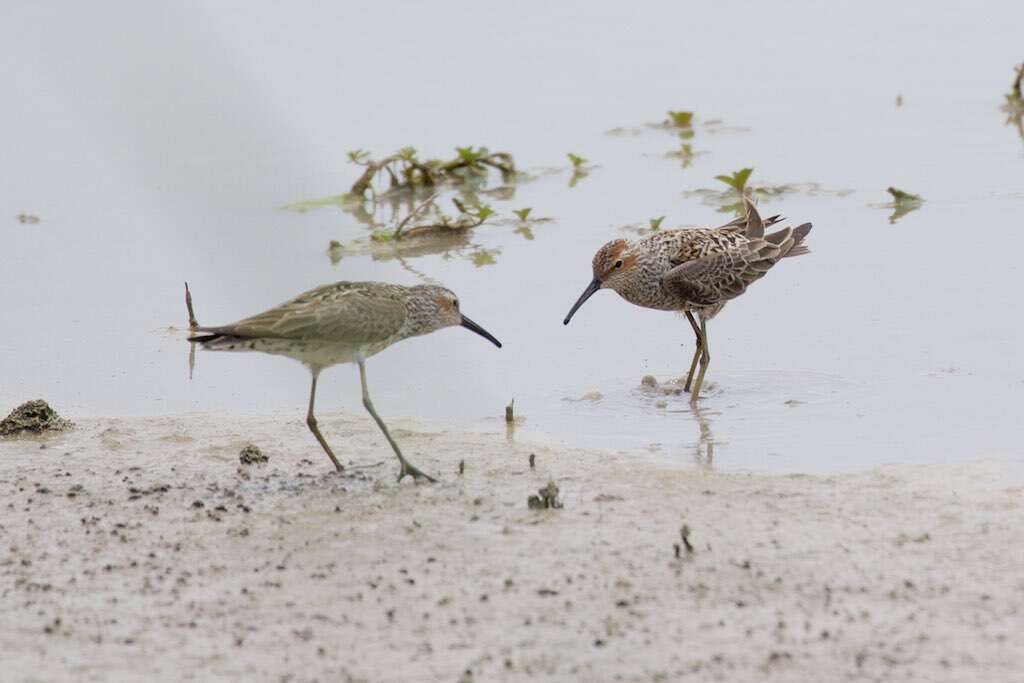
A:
452,299,459,309
614,260,623,269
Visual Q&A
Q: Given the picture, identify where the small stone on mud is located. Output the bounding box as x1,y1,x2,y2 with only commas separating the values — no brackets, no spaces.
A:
238,444,268,465
640,375,658,388
655,400,668,409
0,400,72,436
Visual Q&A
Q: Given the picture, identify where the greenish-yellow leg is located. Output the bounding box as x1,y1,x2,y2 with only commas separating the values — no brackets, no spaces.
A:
690,318,711,404
683,311,704,392
306,370,344,472
358,361,436,483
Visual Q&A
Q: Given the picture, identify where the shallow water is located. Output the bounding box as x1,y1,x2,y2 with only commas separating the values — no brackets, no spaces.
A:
3,1,1023,472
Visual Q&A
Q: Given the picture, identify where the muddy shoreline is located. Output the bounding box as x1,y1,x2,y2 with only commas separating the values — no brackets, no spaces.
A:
2,414,1022,682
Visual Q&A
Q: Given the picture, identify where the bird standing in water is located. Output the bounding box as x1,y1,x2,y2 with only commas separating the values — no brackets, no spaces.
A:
563,198,811,403
190,281,501,482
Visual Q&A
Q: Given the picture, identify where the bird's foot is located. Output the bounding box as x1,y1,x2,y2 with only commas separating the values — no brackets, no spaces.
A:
397,460,437,484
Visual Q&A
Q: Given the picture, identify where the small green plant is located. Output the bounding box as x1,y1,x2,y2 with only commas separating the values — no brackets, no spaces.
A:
649,216,666,231
346,149,370,163
513,207,532,222
886,187,922,203
452,197,494,221
666,110,694,128
455,146,486,164
715,168,754,194
883,187,924,224
567,153,587,168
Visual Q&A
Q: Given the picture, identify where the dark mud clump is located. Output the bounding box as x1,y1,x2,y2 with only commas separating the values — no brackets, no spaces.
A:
528,481,563,510
0,400,72,436
239,444,268,465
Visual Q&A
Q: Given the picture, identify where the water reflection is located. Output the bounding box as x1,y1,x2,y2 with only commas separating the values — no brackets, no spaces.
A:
684,181,853,213
870,188,925,224
688,402,716,468
326,231,501,271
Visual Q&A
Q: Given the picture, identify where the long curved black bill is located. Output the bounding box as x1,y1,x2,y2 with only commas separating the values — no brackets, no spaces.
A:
563,278,601,325
460,314,502,348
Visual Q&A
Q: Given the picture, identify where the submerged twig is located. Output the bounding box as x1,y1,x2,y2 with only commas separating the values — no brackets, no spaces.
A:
393,192,439,241
347,146,516,199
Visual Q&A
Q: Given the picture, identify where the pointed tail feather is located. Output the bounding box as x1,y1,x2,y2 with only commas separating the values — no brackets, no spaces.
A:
786,222,812,257
187,333,220,344
765,222,812,258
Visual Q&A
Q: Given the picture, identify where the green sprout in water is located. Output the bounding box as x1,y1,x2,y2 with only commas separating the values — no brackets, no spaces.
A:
513,207,533,222
567,153,592,188
649,216,666,231
884,187,924,224
666,111,694,128
452,197,494,221
715,168,754,194
887,187,922,203
347,149,370,163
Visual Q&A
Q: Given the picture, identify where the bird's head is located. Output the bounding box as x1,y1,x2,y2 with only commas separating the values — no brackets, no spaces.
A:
409,285,502,348
563,239,636,325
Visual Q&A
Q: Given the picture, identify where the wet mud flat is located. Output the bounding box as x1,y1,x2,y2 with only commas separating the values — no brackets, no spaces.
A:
2,414,1022,682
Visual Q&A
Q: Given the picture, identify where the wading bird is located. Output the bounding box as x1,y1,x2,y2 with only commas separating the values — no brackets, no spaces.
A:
563,199,810,402
190,281,501,482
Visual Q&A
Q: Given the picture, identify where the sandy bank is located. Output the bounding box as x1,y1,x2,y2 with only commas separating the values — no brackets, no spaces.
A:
1,414,1022,682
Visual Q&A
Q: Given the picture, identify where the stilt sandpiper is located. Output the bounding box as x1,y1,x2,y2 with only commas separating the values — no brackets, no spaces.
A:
563,198,811,403
190,281,501,482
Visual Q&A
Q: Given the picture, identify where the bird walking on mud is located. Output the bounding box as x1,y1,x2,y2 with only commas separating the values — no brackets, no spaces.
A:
189,281,501,482
563,198,811,403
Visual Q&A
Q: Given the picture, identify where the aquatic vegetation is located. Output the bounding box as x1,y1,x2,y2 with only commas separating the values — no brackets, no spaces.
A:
514,225,535,240
567,153,587,168
877,187,924,224
685,170,853,213
346,146,516,199
513,207,532,221
663,142,704,168
666,110,694,128
649,216,666,231
887,187,922,203
1002,63,1024,143
470,248,500,267
567,153,593,188
326,229,500,269
715,168,754,194
607,111,748,137
374,196,495,242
